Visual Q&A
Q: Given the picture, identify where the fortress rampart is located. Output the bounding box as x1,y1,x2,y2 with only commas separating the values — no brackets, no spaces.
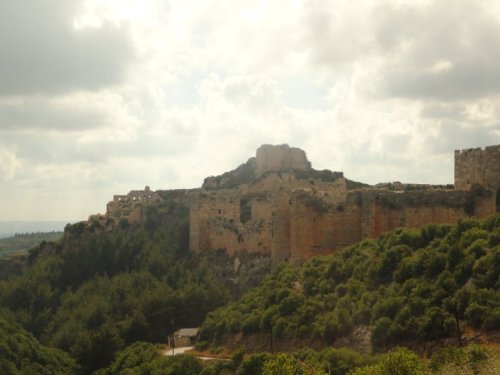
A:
189,144,498,263
101,144,499,263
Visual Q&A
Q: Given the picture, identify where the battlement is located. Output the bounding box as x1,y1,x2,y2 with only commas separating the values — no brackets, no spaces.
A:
454,144,500,156
113,186,161,202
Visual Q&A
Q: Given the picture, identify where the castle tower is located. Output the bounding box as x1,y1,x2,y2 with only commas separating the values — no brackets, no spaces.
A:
255,144,311,177
455,145,500,212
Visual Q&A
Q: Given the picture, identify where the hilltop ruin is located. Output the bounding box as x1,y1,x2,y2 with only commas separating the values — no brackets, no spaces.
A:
99,144,500,263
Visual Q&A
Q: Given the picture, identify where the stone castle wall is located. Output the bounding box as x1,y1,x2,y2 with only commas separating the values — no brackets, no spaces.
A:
189,182,496,263
106,186,161,225
102,144,499,263
189,169,351,260
188,144,499,263
285,188,496,262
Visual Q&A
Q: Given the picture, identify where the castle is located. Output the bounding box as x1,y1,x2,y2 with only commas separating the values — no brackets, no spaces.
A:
102,144,500,263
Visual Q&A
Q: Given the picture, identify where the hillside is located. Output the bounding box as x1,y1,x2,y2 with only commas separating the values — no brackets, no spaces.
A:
0,208,499,373
200,215,500,353
0,231,63,259
0,193,230,374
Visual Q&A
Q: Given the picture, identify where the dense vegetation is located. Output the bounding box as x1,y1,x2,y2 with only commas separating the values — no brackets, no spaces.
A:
95,343,496,375
1,200,499,373
0,231,63,259
0,317,77,374
201,215,500,351
0,198,229,374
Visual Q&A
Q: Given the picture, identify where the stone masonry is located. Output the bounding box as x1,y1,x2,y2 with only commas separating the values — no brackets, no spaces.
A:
455,145,500,191
105,186,162,225
189,144,498,263
101,144,499,263
255,144,311,177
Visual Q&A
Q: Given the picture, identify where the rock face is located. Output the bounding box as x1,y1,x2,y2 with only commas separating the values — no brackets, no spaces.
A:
100,144,500,264
255,144,311,177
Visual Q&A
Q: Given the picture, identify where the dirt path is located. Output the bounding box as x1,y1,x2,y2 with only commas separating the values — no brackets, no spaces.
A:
161,346,194,356
160,346,227,361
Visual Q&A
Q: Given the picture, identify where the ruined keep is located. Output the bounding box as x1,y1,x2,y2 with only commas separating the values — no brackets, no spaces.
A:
101,144,500,264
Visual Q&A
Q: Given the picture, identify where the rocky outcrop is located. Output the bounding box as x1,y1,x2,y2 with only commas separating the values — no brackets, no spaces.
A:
255,144,311,176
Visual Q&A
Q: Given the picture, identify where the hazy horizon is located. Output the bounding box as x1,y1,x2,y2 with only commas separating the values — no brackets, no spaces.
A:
0,220,75,238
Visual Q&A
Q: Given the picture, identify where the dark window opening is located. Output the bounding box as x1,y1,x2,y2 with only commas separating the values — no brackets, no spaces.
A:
496,188,500,213
240,198,251,223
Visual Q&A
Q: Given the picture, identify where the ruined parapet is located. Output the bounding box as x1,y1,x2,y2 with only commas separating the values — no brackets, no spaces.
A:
106,186,162,226
455,145,500,191
112,186,161,203
255,144,311,177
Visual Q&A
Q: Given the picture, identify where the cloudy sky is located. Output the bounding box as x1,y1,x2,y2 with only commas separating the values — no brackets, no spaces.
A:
1,0,500,221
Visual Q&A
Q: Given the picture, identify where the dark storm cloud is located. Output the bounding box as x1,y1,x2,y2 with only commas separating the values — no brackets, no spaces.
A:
0,0,133,96
0,99,106,131
374,0,500,101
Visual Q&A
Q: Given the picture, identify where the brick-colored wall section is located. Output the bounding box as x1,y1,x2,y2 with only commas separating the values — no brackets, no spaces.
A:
189,182,497,262
287,189,495,262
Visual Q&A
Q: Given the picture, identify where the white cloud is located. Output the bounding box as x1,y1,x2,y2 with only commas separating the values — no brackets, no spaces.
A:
0,150,22,182
374,0,500,100
1,0,500,220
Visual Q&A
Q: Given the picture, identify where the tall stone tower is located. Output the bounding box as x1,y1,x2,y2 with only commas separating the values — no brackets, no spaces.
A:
455,145,500,190
255,144,311,177
455,145,500,212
